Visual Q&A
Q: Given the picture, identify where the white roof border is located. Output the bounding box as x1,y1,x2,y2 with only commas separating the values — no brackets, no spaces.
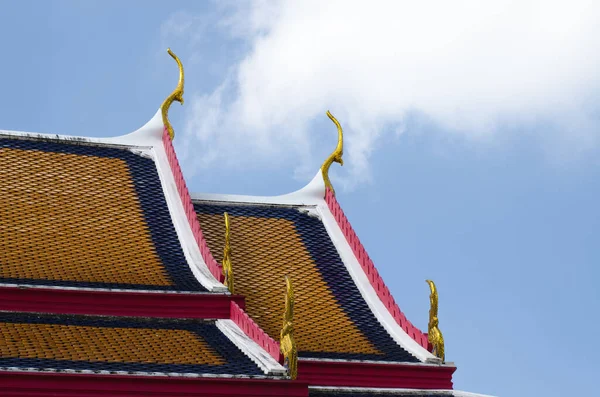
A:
191,170,326,206
453,391,497,397
216,319,287,377
298,357,450,367
309,386,496,397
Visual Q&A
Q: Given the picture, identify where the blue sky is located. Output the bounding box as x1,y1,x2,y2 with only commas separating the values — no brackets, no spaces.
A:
1,1,599,396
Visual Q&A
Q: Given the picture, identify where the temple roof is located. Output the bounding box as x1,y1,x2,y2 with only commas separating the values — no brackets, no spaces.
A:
0,49,495,396
0,113,459,393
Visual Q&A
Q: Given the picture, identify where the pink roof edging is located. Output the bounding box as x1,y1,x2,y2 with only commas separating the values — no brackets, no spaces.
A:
161,129,282,363
162,128,223,283
324,187,430,350
230,301,283,363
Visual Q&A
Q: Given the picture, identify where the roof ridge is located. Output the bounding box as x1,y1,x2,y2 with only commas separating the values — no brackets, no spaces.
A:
0,108,166,146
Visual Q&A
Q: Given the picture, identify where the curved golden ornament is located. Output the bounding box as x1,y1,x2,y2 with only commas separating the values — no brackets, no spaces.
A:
321,110,344,196
222,212,234,294
426,280,445,362
280,276,298,380
160,48,185,140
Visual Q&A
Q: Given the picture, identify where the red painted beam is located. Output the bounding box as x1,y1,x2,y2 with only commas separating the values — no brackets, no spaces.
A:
298,360,455,390
0,371,308,397
0,286,245,319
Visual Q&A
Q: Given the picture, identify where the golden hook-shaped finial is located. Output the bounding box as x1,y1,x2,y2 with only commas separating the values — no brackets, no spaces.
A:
321,110,344,196
222,212,234,293
426,280,445,362
161,48,185,140
280,276,298,380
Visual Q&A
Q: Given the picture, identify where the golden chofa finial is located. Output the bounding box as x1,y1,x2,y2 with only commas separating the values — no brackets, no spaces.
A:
426,280,445,362
222,212,234,293
161,48,185,140
280,276,298,380
321,110,344,196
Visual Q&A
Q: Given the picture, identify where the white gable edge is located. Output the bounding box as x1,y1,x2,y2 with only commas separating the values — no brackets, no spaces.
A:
191,170,326,205
310,386,496,397
315,196,436,362
298,357,448,367
453,391,496,397
216,319,287,376
149,123,226,292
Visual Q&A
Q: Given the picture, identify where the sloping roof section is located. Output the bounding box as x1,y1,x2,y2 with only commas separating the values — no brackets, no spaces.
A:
0,312,267,377
194,202,419,363
0,136,205,292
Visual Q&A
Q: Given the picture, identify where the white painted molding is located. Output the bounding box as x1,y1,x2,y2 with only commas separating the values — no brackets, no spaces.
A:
299,357,449,367
309,387,496,397
0,109,164,147
216,319,287,376
453,391,497,397
191,170,326,206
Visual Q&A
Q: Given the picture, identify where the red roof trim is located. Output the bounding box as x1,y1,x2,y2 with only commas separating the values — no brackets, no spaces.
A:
162,128,223,282
299,359,454,389
0,286,244,319
163,128,283,364
0,371,308,397
230,301,283,363
324,187,430,350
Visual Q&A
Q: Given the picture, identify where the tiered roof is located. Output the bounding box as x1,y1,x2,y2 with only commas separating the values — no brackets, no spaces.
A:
0,49,493,397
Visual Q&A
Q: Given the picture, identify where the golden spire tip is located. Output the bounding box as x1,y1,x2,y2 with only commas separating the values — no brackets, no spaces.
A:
321,110,344,196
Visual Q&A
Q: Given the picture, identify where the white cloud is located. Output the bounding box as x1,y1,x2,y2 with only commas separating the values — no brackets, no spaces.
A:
165,0,600,188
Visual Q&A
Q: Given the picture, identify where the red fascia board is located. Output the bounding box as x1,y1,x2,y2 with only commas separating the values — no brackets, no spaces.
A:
0,371,308,397
324,187,430,350
0,286,244,319
162,128,224,283
298,360,455,390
